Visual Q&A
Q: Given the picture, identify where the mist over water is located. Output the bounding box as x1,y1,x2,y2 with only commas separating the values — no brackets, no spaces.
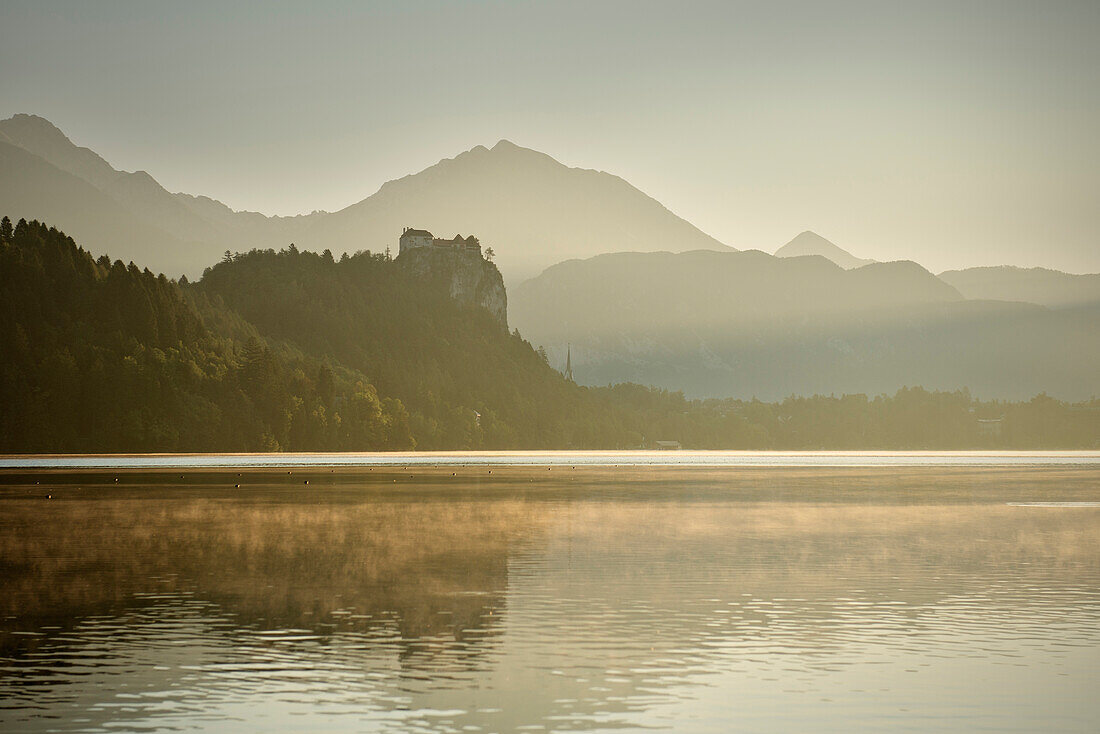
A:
2,466,1098,732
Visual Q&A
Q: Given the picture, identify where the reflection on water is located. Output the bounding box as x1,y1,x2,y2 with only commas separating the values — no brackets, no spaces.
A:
1,467,1098,732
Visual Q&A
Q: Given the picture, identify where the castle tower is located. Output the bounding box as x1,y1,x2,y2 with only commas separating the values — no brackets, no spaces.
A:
564,344,574,382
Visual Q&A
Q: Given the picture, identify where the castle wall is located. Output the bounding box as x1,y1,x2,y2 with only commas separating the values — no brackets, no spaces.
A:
399,233,433,254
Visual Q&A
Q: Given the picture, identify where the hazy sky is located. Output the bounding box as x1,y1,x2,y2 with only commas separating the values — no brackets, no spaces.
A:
1,0,1098,272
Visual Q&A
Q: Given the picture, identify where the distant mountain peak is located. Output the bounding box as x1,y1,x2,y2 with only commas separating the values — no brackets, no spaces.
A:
775,231,875,270
316,137,732,282
0,112,121,190
1,114,733,282
0,114,87,157
791,230,831,245
3,113,69,139
483,138,560,167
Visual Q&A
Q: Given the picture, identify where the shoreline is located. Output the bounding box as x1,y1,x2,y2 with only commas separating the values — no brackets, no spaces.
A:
1,450,1099,470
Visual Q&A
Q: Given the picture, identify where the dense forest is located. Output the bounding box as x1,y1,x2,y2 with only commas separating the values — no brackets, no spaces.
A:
1,217,1097,451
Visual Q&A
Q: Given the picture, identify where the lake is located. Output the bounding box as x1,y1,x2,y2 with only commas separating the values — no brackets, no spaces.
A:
2,457,1099,732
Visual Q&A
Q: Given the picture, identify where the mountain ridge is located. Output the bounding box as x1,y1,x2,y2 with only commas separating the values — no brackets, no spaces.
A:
0,114,732,282
297,136,733,281
938,265,1100,309
0,113,120,189
0,138,201,273
510,248,1098,401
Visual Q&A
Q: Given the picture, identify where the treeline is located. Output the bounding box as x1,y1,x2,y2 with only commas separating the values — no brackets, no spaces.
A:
597,383,1099,449
0,218,412,451
1,217,1097,451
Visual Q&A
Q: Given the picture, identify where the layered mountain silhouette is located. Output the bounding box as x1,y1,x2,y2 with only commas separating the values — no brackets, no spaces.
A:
938,266,1100,309
0,114,730,281
0,115,312,276
776,229,1100,309
775,230,875,269
4,112,1096,401
510,249,1100,400
515,250,960,332
0,139,195,274
292,140,732,281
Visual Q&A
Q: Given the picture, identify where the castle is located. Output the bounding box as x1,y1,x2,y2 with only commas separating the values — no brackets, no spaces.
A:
399,228,483,256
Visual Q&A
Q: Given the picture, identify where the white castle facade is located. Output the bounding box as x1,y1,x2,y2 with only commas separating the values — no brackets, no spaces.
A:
399,228,483,256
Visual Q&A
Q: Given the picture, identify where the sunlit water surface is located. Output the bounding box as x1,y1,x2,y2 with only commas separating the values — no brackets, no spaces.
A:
1,463,1098,732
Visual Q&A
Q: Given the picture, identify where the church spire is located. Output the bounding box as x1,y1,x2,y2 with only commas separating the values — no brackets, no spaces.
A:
564,344,574,382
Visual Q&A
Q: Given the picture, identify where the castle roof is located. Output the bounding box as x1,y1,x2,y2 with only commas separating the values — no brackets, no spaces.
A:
402,228,432,238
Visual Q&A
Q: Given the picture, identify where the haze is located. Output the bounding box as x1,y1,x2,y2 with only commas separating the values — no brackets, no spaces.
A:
1,0,1098,272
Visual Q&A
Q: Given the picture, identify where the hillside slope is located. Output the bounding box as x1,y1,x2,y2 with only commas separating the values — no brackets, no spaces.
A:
0,140,213,274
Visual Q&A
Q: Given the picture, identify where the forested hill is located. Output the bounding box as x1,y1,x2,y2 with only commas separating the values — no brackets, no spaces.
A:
0,218,415,451
1,217,1097,451
194,244,622,448
0,218,651,451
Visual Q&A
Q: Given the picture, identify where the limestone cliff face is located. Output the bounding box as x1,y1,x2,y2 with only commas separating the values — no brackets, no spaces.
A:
396,248,508,328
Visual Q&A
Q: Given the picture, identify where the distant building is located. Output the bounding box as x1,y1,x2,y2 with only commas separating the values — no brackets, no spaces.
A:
399,228,434,253
654,440,682,450
977,418,1003,438
399,228,483,256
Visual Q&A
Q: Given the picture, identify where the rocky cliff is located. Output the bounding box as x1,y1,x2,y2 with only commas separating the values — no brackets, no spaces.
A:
397,248,508,328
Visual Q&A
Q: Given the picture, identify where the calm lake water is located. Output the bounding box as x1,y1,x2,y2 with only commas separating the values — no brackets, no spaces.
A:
2,460,1099,732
